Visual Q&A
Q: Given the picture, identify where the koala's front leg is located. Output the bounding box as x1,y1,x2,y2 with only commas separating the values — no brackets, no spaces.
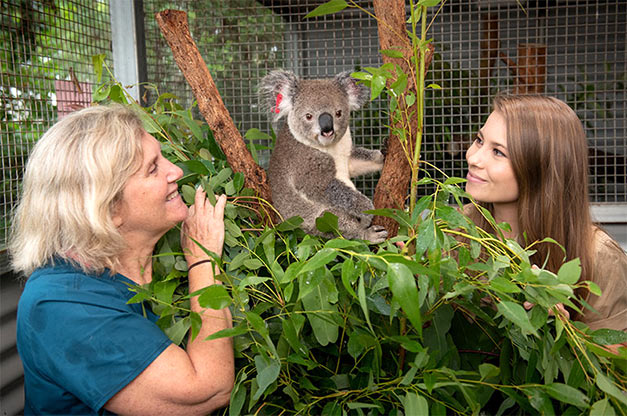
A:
349,147,385,177
325,179,375,224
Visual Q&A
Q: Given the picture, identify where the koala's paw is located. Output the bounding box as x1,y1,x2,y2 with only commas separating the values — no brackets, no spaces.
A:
364,225,388,244
372,149,385,165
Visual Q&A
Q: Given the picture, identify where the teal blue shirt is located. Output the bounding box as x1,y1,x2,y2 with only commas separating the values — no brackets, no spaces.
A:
16,260,172,415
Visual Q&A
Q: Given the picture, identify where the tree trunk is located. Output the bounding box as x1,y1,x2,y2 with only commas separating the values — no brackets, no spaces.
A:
155,10,274,220
371,0,434,237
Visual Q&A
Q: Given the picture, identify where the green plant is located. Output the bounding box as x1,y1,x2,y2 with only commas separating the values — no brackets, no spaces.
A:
93,1,626,413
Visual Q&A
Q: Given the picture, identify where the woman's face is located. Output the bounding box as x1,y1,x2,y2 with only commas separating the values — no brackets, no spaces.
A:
113,131,187,239
465,111,519,206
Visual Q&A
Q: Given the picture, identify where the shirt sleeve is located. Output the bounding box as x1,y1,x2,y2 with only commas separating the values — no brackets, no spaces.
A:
21,284,172,412
581,234,627,332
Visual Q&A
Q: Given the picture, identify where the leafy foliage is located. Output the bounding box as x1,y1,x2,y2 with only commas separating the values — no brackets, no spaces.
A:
93,1,626,414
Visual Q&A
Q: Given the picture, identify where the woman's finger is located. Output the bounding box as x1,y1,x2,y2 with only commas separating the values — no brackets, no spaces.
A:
214,194,227,219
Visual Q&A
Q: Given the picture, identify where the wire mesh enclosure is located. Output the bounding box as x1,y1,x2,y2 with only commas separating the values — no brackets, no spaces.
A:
0,0,112,273
143,0,626,202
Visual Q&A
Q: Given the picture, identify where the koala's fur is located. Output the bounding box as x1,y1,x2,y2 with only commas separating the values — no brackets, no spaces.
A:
259,69,387,243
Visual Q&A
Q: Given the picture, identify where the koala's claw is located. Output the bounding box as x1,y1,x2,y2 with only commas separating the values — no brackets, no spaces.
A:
373,150,385,164
365,225,388,244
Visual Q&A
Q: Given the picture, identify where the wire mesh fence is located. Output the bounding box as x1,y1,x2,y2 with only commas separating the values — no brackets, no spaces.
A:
0,0,112,273
143,0,626,202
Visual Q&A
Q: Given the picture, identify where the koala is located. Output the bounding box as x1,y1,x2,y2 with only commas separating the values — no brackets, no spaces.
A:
259,69,388,243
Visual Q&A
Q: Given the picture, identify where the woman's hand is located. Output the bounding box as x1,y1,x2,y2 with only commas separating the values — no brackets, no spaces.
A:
181,187,227,264
522,264,570,319
523,301,570,319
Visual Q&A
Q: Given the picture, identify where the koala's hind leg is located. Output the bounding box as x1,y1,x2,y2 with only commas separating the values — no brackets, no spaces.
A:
335,211,388,244
349,147,385,177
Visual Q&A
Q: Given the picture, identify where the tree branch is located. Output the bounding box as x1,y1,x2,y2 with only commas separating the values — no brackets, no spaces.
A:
371,0,434,237
155,10,274,221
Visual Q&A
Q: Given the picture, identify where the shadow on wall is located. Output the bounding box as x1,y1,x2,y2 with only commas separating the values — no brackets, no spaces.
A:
1,272,24,416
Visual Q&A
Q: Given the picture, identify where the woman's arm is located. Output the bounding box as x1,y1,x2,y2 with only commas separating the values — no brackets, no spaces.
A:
105,189,234,415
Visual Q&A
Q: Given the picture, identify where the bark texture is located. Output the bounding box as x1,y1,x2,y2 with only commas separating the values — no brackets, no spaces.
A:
155,10,274,216
371,0,434,237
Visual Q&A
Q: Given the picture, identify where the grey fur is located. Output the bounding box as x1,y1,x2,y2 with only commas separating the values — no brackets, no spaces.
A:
260,69,387,243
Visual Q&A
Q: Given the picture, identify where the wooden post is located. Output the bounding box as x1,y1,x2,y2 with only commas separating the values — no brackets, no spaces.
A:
513,43,547,94
371,0,434,237
155,10,274,219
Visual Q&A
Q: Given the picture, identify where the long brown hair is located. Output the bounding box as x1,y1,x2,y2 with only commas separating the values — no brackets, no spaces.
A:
472,95,594,289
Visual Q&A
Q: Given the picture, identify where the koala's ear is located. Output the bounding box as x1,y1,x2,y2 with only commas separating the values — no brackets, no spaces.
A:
258,69,299,122
335,71,369,111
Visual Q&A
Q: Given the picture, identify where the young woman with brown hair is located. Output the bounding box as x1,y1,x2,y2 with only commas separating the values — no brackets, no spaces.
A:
464,94,627,332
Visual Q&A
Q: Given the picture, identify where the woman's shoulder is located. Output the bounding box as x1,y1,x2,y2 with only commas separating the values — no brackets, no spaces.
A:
592,228,627,263
20,259,133,309
579,228,627,331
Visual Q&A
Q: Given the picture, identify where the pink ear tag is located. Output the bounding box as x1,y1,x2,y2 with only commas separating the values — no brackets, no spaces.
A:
274,93,283,114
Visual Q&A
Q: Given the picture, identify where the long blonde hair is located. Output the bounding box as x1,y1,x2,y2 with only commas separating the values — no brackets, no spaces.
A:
9,104,145,276
471,95,594,287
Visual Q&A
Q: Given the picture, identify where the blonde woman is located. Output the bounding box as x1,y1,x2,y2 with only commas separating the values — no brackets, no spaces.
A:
464,95,627,333
10,105,234,415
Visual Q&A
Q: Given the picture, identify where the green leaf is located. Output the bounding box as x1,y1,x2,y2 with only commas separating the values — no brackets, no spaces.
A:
590,398,616,416
163,317,190,345
591,328,627,345
405,93,416,107
426,83,442,89
490,276,521,294
246,311,269,338
282,318,307,354
403,392,429,416
197,284,232,310
229,372,248,416
181,184,196,204
136,110,161,134
304,0,348,18
387,263,422,338
315,211,339,234
302,274,339,346
153,280,178,303
205,324,248,341
276,216,304,231
244,127,273,141
542,383,588,408
479,363,500,381
596,372,627,406
239,275,271,289
209,167,233,190
189,311,202,341
557,258,581,285
232,172,245,193
341,257,358,298
496,300,538,336
419,0,442,7
92,54,105,83
371,74,386,100
380,48,404,58
301,248,337,273
253,355,280,401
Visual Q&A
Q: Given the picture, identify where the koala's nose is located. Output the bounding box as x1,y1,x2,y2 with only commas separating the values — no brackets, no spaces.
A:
318,113,334,136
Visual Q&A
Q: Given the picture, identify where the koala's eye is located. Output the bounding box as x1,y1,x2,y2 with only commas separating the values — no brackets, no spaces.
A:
305,113,313,121
336,110,342,118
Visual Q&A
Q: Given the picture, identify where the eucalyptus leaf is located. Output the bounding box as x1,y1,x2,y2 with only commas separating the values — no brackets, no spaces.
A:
542,383,588,408
304,0,348,18
197,284,232,310
403,392,429,416
496,301,538,336
387,263,422,337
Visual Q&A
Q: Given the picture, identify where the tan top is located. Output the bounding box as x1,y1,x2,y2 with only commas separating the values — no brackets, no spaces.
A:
580,230,627,331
